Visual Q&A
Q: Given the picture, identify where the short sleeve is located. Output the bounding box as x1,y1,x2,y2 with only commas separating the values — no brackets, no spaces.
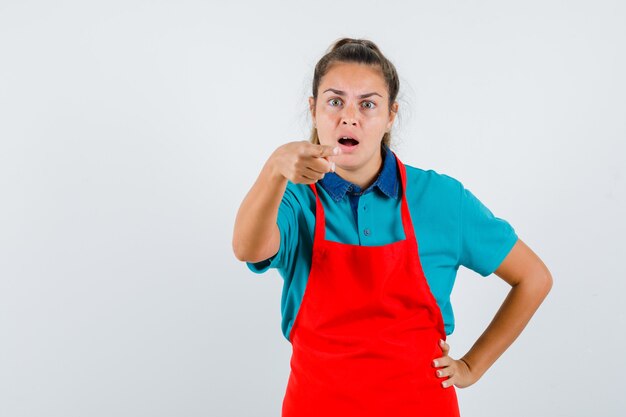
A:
458,184,518,277
245,184,300,274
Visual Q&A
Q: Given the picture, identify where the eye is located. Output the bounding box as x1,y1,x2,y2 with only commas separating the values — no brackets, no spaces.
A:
328,98,342,107
362,101,376,109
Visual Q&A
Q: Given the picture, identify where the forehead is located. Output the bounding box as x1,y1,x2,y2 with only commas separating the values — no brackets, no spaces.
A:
319,62,387,96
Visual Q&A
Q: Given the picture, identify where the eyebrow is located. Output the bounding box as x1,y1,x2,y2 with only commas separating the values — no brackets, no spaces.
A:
322,88,383,99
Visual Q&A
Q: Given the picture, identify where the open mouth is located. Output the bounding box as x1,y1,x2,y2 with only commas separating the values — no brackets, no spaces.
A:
338,136,359,147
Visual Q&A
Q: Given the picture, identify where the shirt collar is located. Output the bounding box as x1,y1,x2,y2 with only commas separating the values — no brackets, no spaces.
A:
318,143,399,202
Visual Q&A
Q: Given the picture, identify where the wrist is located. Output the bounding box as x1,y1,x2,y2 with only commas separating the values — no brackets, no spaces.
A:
264,154,286,182
459,356,482,379
459,357,472,371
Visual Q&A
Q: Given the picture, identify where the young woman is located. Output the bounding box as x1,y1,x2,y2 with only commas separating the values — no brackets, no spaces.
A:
232,38,552,417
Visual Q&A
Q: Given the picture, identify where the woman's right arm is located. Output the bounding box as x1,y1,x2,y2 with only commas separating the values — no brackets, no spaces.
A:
232,141,340,263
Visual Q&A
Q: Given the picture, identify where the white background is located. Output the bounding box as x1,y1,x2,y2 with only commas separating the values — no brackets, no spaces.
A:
1,1,624,416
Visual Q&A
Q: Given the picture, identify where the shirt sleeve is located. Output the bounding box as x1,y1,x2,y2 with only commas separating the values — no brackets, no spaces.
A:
458,183,518,277
245,183,300,274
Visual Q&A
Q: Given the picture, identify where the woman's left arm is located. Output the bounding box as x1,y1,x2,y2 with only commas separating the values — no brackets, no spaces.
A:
433,238,553,388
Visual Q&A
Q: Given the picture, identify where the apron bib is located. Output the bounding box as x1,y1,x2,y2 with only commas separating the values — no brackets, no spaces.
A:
282,153,460,417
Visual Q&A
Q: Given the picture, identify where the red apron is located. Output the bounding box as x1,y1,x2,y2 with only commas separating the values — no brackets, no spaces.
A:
282,153,460,417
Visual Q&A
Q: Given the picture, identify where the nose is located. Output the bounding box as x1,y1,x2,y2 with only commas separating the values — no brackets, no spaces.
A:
341,104,358,126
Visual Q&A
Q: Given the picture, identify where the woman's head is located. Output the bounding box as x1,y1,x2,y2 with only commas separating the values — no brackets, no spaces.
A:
308,38,400,177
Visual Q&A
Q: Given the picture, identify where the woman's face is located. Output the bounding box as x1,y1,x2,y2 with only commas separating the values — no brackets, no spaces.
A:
309,62,398,176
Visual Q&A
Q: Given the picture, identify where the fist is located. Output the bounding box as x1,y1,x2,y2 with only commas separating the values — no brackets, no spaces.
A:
271,140,342,184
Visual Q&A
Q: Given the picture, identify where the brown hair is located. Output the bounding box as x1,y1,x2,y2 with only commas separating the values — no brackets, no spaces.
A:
309,38,400,149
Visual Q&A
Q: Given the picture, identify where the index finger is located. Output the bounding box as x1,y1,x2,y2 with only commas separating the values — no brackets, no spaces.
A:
310,143,342,158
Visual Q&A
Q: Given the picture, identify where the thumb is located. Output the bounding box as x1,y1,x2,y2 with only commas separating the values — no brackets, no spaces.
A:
439,339,450,356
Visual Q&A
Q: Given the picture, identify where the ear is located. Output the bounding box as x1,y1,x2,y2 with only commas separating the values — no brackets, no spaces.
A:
308,96,316,121
386,101,399,131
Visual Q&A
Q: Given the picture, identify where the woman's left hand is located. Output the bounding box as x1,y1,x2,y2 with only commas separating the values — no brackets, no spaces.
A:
432,339,478,389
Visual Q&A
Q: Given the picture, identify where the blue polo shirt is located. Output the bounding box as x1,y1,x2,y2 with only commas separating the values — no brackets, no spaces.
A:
246,144,518,342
